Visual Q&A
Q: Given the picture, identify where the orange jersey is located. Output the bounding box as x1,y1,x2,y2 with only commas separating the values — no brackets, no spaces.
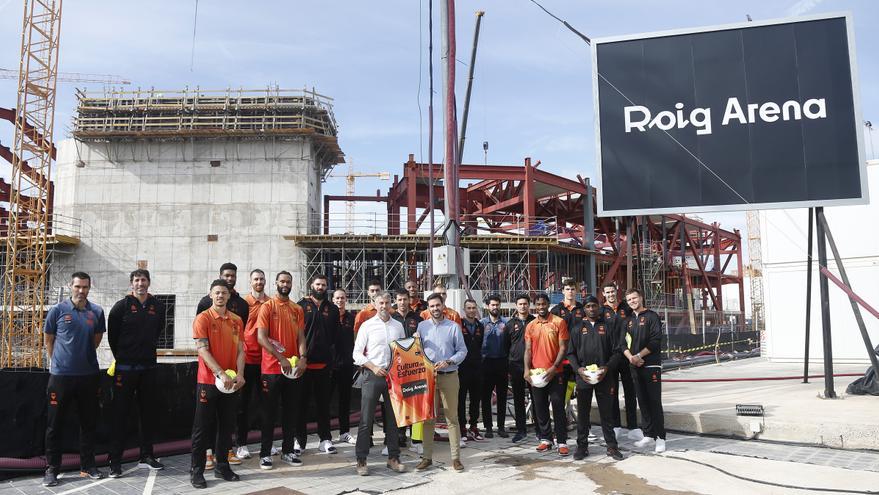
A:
257,297,305,375
525,314,569,372
353,303,376,334
243,293,269,365
419,307,462,325
193,308,243,385
387,337,436,427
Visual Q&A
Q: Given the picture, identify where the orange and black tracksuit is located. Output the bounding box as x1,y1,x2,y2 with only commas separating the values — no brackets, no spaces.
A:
297,297,340,445
459,318,484,431
602,303,637,430
332,309,356,435
625,309,665,440
506,314,534,435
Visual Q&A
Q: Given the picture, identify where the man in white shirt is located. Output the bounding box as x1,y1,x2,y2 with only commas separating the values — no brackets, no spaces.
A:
351,292,407,476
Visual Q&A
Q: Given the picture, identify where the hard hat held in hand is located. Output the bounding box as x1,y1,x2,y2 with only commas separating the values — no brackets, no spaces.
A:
530,368,549,388
215,369,237,393
283,356,300,379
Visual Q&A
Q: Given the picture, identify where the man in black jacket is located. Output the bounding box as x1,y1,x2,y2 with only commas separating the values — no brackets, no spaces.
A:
566,295,624,461
297,274,340,454
506,294,535,443
623,288,666,453
107,269,166,477
331,288,356,444
601,282,639,440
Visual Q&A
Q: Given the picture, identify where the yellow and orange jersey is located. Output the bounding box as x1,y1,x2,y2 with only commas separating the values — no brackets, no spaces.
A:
387,336,436,428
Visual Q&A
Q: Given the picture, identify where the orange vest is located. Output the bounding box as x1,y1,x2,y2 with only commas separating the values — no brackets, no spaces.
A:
387,337,436,427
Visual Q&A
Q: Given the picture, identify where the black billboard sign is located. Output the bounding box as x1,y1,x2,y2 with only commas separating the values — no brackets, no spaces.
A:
593,13,868,216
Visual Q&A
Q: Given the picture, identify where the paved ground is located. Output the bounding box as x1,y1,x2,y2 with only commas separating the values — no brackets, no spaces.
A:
4,428,879,495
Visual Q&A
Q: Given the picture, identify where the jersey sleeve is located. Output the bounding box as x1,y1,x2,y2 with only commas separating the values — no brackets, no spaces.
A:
193,313,209,340
256,300,272,332
43,306,59,335
558,318,570,341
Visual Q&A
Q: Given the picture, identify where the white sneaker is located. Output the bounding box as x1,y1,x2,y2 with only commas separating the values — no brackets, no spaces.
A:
459,437,467,448
339,432,355,444
587,431,598,442
627,428,645,441
294,439,303,455
634,436,654,448
654,438,666,453
271,445,282,456
613,427,624,439
409,443,423,455
236,446,251,460
319,440,337,454
381,446,389,456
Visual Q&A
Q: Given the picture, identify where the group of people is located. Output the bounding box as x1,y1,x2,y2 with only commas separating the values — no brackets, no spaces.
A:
40,265,666,490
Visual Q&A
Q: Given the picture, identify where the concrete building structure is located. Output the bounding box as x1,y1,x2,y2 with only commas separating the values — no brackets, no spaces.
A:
762,159,879,364
50,87,343,351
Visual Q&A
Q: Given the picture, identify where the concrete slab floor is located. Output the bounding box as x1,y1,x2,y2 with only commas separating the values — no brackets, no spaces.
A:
4,429,879,495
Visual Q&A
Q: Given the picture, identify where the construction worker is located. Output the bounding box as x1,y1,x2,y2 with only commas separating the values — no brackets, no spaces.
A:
257,271,307,470
190,279,246,489
524,293,570,457
331,288,356,444
42,272,107,487
236,269,270,460
601,282,640,441
459,299,484,443
353,279,384,333
506,293,535,443
480,294,509,438
623,288,666,453
567,295,625,461
296,274,340,454
107,269,166,478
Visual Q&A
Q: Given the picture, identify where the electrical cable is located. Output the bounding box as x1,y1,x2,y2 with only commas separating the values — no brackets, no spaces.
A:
190,0,199,72
659,453,879,494
527,0,591,45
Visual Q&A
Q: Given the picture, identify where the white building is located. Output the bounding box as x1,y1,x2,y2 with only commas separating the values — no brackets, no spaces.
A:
762,160,878,364
50,88,343,352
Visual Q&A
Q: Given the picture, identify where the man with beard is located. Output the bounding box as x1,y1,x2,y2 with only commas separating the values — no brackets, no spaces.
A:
458,299,484,444
624,289,666,454
354,280,384,333
352,292,407,476
107,269,166,478
236,269,270,460
256,271,307,470
567,295,624,461
506,294,535,443
524,293,570,456
480,294,509,439
419,283,462,325
416,293,467,472
296,274,340,455
404,280,427,313
196,263,249,468
331,289,356,444
600,282,639,441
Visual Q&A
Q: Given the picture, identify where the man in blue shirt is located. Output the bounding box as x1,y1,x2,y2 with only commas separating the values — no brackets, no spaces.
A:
415,293,467,473
42,272,107,487
480,294,509,438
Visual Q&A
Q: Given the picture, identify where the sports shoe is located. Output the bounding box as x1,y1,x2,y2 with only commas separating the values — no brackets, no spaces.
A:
415,458,433,471
587,431,598,442
259,456,273,470
109,464,123,478
573,447,588,460
280,452,303,466
452,458,464,471
190,470,207,489
655,438,666,453
536,440,552,452
293,439,303,455
409,443,424,455
607,446,624,460
459,437,467,448
227,450,242,465
628,428,645,441
43,467,59,487
482,428,493,439
387,457,406,473
214,466,239,481
634,436,654,448
205,452,215,470
319,439,337,454
80,467,104,479
381,445,389,456
271,445,282,456
512,432,527,443
339,432,355,444
497,428,509,438
356,459,368,476
138,456,164,470
236,446,251,460
558,443,570,456
613,427,625,439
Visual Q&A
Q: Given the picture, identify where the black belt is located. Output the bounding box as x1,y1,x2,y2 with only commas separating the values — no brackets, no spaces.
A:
437,370,457,375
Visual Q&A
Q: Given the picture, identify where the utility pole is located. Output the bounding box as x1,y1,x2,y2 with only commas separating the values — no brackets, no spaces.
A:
440,0,460,289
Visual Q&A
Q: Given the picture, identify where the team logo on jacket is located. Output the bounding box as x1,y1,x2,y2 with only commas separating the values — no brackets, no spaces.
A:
604,311,612,319
49,392,57,406
597,325,606,335
628,320,634,328
130,304,138,312
148,305,156,315
640,316,646,324
63,315,72,323
199,389,208,403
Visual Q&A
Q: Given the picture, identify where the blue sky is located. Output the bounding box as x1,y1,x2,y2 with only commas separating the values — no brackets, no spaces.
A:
1,0,877,240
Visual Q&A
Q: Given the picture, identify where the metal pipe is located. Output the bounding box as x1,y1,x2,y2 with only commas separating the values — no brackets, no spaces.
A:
427,0,435,283
457,10,483,165
441,0,461,288
804,208,813,383
814,207,836,399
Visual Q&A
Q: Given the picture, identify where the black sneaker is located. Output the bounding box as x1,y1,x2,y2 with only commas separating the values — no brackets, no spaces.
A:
138,457,165,470
484,429,494,439
109,464,123,478
190,470,207,489
512,432,527,443
573,447,588,460
214,466,240,481
42,467,59,487
607,446,624,460
497,429,509,438
80,467,104,479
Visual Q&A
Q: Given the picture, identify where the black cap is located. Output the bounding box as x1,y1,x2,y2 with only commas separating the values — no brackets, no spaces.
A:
583,295,600,305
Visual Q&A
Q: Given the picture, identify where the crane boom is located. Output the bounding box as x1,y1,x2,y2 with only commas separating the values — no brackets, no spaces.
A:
0,68,130,85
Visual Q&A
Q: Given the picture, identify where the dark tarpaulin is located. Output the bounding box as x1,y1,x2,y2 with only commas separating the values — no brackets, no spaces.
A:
846,345,879,396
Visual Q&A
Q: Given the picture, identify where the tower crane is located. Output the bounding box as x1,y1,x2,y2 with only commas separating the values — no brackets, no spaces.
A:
329,162,389,233
0,68,130,85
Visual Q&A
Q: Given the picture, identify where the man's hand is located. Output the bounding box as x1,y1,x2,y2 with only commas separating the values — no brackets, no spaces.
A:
232,374,246,391
524,372,532,384
628,354,644,367
596,366,608,382
280,358,293,375
294,358,307,378
370,363,388,377
543,366,557,380
221,373,234,391
435,359,449,371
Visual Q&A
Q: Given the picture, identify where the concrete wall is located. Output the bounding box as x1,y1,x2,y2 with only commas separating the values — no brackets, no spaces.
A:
762,160,879,364
51,137,323,351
